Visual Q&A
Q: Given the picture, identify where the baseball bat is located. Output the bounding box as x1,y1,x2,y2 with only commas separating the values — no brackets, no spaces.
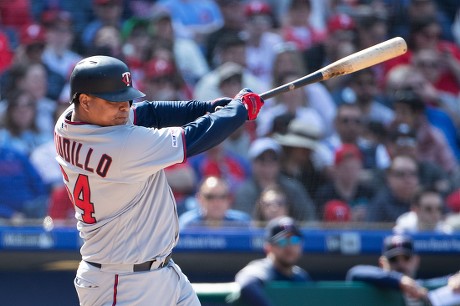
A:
260,37,407,100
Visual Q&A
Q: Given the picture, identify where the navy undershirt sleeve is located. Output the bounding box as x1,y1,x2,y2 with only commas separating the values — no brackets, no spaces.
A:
182,99,247,157
133,100,214,128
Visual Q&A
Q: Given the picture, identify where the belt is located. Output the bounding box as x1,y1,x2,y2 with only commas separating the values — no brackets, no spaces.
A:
86,254,172,272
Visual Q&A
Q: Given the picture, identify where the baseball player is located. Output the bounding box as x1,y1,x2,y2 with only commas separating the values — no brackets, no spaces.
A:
235,216,312,306
54,55,264,306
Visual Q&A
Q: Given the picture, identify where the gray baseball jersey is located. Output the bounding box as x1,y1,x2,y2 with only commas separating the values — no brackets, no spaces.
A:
55,105,182,264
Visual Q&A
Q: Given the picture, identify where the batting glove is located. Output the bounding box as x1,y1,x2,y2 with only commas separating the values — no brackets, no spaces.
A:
234,88,264,121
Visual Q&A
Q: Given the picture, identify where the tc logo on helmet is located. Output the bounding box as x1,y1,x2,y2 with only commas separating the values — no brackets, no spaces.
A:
121,72,132,86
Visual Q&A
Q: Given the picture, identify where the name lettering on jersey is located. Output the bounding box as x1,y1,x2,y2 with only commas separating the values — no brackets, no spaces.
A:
170,127,181,147
54,133,112,178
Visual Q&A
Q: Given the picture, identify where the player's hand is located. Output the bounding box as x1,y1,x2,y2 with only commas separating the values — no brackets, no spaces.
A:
234,88,264,121
448,271,460,293
210,97,232,112
400,275,428,299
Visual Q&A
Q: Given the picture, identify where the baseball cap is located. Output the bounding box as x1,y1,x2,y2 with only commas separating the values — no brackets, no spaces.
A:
446,188,460,213
244,1,272,17
144,58,175,80
334,143,362,166
20,24,46,46
217,62,243,85
274,118,321,151
41,9,73,29
382,234,414,259
393,89,425,111
323,200,351,222
327,13,355,34
248,137,281,160
265,216,303,243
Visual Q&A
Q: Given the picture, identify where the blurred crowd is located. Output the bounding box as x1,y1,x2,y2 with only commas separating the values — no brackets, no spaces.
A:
0,0,460,233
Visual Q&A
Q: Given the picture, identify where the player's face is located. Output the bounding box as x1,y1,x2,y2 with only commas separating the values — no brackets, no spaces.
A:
270,235,303,267
82,95,130,126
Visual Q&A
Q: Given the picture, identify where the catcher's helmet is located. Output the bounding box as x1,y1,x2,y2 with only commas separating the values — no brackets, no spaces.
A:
69,55,145,103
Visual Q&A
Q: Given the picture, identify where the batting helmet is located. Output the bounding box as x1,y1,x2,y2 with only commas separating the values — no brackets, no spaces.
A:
69,55,145,103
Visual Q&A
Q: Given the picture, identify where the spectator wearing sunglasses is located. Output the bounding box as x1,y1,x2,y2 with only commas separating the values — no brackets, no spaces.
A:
367,154,420,223
347,234,458,306
179,176,250,229
235,216,311,306
393,187,453,234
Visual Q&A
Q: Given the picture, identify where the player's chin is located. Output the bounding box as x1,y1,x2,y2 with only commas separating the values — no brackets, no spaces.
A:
113,116,128,125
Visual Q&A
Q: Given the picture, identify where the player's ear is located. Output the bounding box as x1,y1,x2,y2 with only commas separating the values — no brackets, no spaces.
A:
379,255,390,270
79,94,91,111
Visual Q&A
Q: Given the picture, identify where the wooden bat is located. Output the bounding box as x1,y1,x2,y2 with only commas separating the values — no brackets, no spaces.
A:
260,37,407,100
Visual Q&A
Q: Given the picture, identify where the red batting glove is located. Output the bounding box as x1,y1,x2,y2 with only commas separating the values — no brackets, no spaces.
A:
234,88,264,121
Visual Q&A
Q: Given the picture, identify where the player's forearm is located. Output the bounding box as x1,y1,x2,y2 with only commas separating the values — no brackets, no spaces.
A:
133,100,217,128
183,99,247,157
346,265,403,289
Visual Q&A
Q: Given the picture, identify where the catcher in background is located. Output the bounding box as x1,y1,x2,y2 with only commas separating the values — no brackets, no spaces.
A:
54,55,264,306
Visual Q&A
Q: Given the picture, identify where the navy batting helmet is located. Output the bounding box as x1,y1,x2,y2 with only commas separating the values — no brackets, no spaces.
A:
69,55,145,103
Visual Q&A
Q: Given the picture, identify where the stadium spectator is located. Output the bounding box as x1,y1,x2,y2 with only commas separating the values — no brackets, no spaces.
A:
179,176,251,229
322,103,388,173
29,0,93,53
390,89,458,174
205,0,245,67
253,184,290,227
384,15,460,96
274,117,328,199
235,216,312,306
393,187,453,234
148,7,210,87
410,48,460,126
279,0,324,51
234,137,316,222
86,25,124,58
0,144,48,221
156,0,224,45
188,141,251,194
266,42,336,136
314,143,375,222
243,1,283,87
16,23,47,65
194,34,267,100
367,154,420,223
0,89,49,156
333,68,394,127
120,17,151,81
142,57,191,101
1,63,57,137
81,0,124,52
303,13,357,92
41,9,82,81
256,71,325,139
0,24,66,102
379,123,452,195
347,234,460,306
0,31,13,74
384,64,460,160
